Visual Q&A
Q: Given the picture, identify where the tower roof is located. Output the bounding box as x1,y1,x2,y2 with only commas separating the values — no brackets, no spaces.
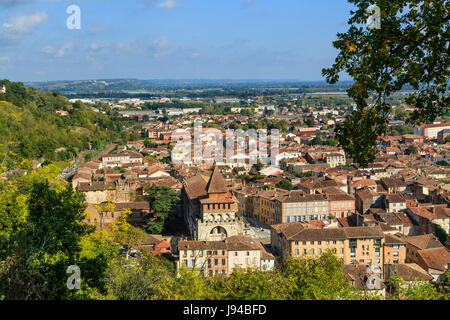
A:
206,166,228,194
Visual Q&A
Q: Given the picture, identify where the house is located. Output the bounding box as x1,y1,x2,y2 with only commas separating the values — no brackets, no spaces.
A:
325,153,346,168
344,263,386,297
406,206,450,234
383,234,406,265
416,247,450,282
271,223,385,273
176,235,274,277
384,263,433,285
355,188,383,214
404,234,444,264
327,193,356,218
414,123,450,139
380,178,407,194
385,194,406,213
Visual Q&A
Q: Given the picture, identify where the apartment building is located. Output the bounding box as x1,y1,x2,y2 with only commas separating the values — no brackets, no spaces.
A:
414,123,450,139
328,193,355,218
271,223,385,273
177,235,274,277
383,234,406,265
325,153,346,168
274,193,329,224
385,194,406,213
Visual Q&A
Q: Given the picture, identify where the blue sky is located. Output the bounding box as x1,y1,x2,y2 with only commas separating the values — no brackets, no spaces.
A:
0,0,354,81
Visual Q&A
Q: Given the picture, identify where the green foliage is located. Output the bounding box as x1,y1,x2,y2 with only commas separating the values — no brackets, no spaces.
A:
322,1,449,167
406,145,418,154
102,253,174,300
434,224,448,244
0,181,107,299
145,185,180,234
387,275,444,300
209,268,289,300
389,124,414,136
276,179,294,191
282,251,358,300
0,80,124,170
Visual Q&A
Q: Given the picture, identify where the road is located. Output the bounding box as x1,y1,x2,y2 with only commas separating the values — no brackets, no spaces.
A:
61,143,117,180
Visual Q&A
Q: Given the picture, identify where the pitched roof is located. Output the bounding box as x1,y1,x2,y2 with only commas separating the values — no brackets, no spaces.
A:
386,263,432,282
342,226,384,239
404,234,444,250
417,247,450,271
206,166,228,194
384,234,406,245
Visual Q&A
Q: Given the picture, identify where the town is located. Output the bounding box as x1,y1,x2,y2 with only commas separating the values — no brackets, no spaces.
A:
64,94,450,298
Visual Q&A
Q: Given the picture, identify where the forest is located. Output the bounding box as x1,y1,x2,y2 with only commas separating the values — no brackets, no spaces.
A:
0,79,127,172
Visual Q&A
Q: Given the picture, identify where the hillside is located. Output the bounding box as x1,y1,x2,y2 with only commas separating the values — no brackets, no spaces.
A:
0,79,124,172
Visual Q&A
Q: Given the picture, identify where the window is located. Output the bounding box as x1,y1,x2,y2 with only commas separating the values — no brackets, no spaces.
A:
311,241,314,245
222,259,225,265
339,248,344,254
246,258,250,265
303,249,307,255
393,259,399,264
183,251,187,258
214,259,218,266
393,251,399,257
310,249,314,255
318,241,322,245
199,251,203,257
234,252,238,257
318,248,322,254
295,249,299,255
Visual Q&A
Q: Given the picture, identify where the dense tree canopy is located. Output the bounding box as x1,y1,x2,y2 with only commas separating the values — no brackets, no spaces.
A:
323,0,449,167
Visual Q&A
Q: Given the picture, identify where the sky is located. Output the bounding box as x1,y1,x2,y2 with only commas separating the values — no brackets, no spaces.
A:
0,0,355,82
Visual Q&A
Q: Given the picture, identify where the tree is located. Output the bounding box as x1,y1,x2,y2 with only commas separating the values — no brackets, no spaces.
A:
95,202,116,231
434,224,448,244
323,0,449,167
209,268,289,300
406,145,418,155
282,251,358,300
145,186,180,234
276,179,294,191
0,182,106,299
109,209,148,259
387,275,444,300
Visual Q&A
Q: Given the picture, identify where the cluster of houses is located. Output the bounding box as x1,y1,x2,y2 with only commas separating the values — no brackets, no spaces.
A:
68,105,450,296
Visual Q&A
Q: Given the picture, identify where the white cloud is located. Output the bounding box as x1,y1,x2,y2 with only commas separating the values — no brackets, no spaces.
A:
90,41,111,52
0,56,9,62
41,44,73,58
152,36,170,49
0,12,48,41
157,0,178,9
